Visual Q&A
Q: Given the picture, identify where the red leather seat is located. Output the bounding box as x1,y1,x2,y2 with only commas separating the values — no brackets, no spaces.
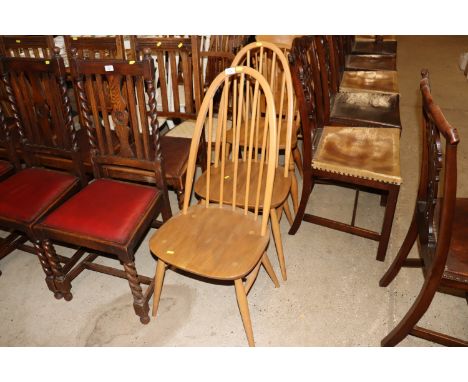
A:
0,160,13,178
39,178,160,244
0,168,79,224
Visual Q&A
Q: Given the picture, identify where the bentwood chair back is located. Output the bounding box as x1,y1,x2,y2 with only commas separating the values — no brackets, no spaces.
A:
150,65,280,346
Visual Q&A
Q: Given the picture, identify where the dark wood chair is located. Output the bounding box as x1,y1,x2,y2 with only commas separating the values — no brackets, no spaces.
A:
0,111,16,181
34,51,172,324
63,35,125,60
312,36,401,129
0,50,86,285
288,36,401,262
0,35,55,58
129,35,203,208
150,65,279,346
379,70,467,347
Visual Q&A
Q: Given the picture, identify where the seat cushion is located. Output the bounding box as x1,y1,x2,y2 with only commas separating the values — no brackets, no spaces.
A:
352,41,397,56
345,55,397,71
340,71,399,94
331,92,401,128
0,159,14,178
39,178,159,244
0,168,79,224
312,126,401,185
149,204,269,280
160,136,191,189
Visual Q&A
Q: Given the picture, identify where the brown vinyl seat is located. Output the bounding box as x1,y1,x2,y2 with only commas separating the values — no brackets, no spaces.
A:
150,66,280,347
379,70,467,347
345,55,397,72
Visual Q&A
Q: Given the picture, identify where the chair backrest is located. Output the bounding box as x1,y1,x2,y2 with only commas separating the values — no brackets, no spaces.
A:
231,41,294,176
69,50,168,191
417,70,459,271
289,36,325,169
64,36,125,60
0,49,86,184
0,35,55,58
129,35,202,120
183,66,277,236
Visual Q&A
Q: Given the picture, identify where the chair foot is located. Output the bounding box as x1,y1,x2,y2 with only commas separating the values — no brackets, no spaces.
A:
54,292,63,300
123,261,150,323
63,292,73,301
140,316,150,325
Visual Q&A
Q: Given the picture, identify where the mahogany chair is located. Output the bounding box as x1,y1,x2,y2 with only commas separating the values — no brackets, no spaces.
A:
33,51,172,324
379,71,467,346
129,35,203,208
195,41,295,280
150,66,280,346
0,35,55,58
312,36,401,129
288,36,401,262
0,50,86,286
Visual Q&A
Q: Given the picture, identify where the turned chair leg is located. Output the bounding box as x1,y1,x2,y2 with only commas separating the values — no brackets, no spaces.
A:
283,199,294,226
152,259,167,318
270,208,287,281
234,278,255,347
33,239,58,296
42,239,72,301
292,145,303,178
123,261,150,324
289,174,313,235
376,186,400,262
380,208,419,287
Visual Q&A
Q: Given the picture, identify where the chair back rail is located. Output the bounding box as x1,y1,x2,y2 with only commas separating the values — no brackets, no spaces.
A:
0,35,55,58
64,36,125,60
183,66,277,236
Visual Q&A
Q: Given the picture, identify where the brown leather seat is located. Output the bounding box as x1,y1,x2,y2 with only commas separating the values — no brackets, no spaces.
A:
352,41,397,56
330,92,401,128
345,55,397,71
340,71,398,94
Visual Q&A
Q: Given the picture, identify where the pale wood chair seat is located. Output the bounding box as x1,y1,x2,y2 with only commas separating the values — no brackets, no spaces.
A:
312,126,402,185
164,118,232,141
194,162,292,209
340,70,399,94
225,117,297,151
149,204,269,280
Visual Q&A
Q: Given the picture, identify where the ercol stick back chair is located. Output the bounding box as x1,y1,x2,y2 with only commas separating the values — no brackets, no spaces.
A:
0,50,86,288
150,66,280,346
194,41,295,280
312,36,401,129
288,36,402,262
34,50,172,324
129,35,203,208
379,71,467,347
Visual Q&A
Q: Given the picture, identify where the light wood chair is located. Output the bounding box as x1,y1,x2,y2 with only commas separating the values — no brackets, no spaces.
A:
196,41,296,280
150,65,280,346
289,36,401,262
379,70,467,346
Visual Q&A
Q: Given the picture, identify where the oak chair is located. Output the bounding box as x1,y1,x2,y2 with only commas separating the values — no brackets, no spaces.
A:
63,35,125,60
34,51,172,324
0,50,86,287
0,35,55,58
288,36,401,262
379,71,467,347
195,41,296,280
312,36,401,129
150,66,280,346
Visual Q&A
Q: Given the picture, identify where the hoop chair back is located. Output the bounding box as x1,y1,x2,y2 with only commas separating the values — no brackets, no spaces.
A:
183,65,277,236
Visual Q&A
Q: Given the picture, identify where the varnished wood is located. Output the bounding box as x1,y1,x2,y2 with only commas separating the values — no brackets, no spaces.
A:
149,66,279,346
288,36,401,262
380,70,467,347
34,51,172,323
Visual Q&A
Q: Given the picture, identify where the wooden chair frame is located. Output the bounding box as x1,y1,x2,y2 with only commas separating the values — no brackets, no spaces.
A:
379,70,467,347
288,36,401,262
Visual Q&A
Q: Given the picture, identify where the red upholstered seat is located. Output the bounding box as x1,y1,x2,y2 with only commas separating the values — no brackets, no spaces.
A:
0,168,79,224
39,178,160,244
0,160,14,178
